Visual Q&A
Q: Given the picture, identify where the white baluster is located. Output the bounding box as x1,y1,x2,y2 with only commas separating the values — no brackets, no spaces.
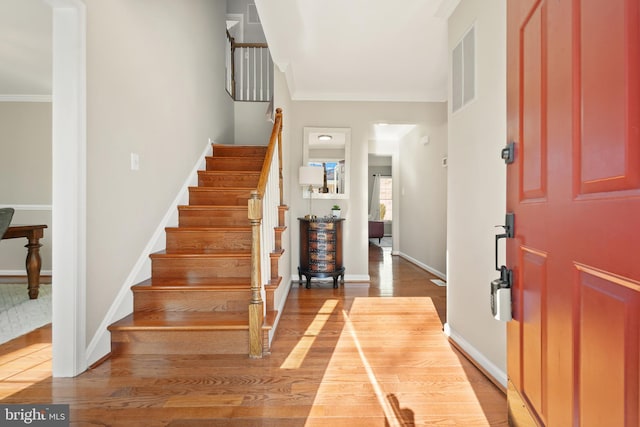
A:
239,47,244,101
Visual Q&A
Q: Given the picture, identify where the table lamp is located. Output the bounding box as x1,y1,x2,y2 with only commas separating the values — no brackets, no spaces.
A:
299,166,324,219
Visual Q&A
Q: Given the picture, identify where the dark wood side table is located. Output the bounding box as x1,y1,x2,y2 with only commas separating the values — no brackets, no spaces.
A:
2,225,48,299
298,217,345,288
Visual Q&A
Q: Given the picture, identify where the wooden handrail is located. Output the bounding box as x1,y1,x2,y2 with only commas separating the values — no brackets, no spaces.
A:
277,113,284,207
248,107,283,358
226,30,268,50
233,42,269,49
256,108,283,199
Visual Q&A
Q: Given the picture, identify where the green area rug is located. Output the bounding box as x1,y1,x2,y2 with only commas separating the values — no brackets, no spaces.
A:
0,284,51,344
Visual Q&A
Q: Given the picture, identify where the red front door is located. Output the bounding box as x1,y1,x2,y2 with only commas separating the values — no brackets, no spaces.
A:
506,0,640,425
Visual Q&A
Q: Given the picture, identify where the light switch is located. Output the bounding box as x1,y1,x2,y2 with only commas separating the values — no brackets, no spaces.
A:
130,153,139,171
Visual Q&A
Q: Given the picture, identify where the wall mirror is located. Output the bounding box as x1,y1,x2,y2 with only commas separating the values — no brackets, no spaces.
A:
303,127,350,199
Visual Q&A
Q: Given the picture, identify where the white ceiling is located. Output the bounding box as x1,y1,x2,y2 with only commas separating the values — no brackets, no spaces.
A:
0,0,51,96
0,0,459,103
373,124,416,141
255,0,460,102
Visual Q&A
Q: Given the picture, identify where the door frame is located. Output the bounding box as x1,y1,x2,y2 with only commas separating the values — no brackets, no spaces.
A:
45,0,87,377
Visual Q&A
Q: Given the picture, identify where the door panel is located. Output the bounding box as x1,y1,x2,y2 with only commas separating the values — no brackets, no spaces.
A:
577,0,640,195
507,0,640,425
520,247,548,423
575,265,640,427
521,2,547,201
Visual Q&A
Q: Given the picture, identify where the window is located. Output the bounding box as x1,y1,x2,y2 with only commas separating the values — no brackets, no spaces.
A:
308,161,344,194
379,177,392,221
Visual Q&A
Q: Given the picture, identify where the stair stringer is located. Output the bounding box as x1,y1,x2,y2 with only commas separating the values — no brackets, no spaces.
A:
85,142,212,367
265,205,291,349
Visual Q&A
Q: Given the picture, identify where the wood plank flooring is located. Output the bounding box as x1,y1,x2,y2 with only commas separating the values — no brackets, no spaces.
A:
0,245,507,426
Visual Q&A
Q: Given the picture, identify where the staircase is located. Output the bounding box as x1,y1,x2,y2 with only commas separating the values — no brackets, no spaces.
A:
108,143,285,356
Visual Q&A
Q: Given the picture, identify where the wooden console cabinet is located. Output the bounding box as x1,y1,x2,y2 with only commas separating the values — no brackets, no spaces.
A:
298,217,345,288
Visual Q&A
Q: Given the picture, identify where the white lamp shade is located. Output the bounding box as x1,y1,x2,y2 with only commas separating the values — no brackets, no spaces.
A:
299,166,324,186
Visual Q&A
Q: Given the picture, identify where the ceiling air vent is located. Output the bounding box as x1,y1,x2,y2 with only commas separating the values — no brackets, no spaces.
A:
452,25,476,113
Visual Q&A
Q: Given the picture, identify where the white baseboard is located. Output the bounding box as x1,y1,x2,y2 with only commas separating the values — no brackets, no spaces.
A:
398,252,447,280
346,274,370,281
85,142,212,366
443,323,507,388
290,273,371,282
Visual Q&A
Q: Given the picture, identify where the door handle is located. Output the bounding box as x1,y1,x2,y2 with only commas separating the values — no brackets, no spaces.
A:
494,212,514,272
492,213,514,321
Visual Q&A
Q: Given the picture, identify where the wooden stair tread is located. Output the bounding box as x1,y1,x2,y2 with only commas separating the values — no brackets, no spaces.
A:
196,171,260,184
206,156,263,161
163,249,251,255
165,226,251,232
109,312,250,330
211,144,267,155
110,311,276,331
150,251,251,259
188,187,253,192
178,205,248,209
211,144,267,148
211,144,267,147
133,278,250,289
198,170,260,176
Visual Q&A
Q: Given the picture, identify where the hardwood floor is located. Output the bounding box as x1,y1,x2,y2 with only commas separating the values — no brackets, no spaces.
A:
0,245,507,426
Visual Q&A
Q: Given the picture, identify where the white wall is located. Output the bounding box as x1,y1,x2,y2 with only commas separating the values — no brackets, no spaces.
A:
84,0,234,342
0,102,52,273
446,0,508,384
398,121,448,278
234,101,273,145
288,101,446,281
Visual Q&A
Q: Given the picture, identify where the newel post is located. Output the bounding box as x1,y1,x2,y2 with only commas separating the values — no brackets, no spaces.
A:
248,190,264,358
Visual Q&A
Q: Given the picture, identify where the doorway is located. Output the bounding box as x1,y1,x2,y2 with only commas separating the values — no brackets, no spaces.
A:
368,156,393,251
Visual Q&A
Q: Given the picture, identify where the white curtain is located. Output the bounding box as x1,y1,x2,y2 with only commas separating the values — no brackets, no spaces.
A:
369,174,381,220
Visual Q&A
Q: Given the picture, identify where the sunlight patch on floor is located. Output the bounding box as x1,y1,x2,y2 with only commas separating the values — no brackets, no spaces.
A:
340,308,402,427
280,299,339,370
0,343,51,399
377,248,395,296
304,297,494,426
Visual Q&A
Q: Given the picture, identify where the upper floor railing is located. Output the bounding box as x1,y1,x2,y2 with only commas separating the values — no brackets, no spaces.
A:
226,31,273,102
